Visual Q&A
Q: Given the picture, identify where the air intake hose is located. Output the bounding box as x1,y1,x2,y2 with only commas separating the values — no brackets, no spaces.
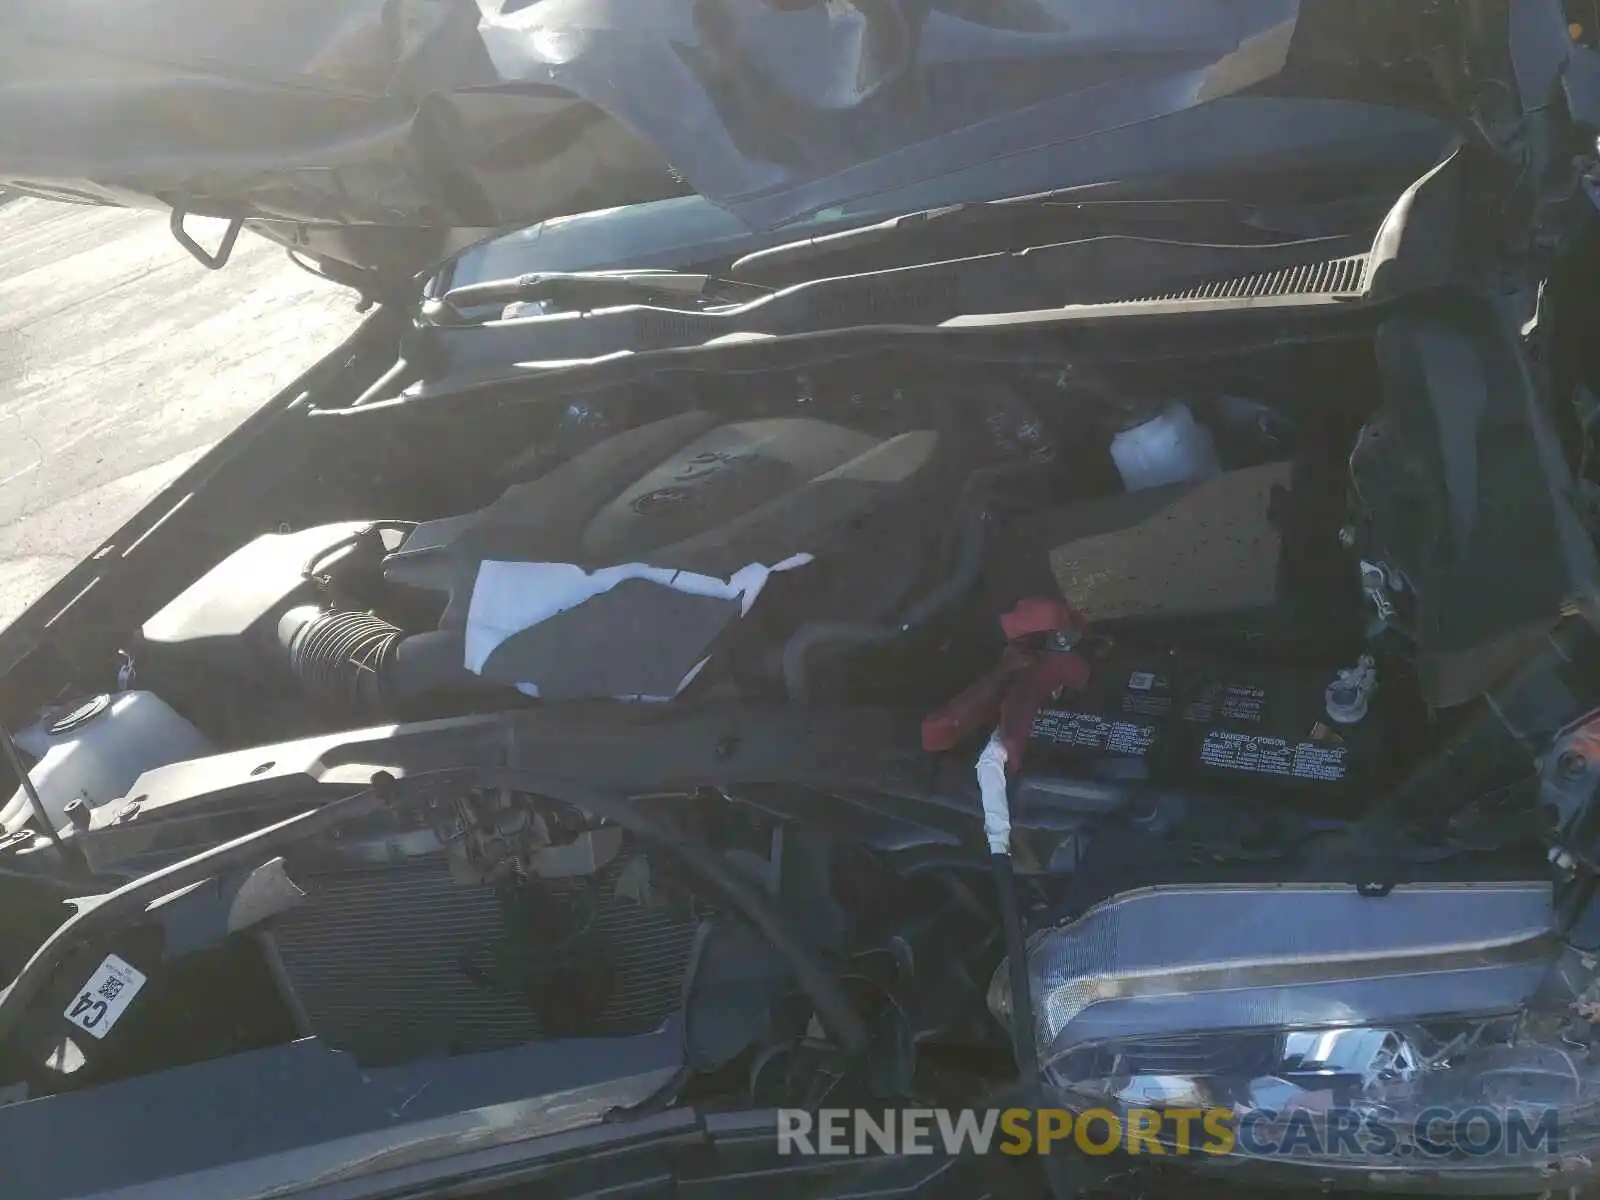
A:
278,606,402,713
278,608,508,714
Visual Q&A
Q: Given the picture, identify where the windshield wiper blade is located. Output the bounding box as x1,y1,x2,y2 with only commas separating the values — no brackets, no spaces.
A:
441,269,770,315
730,206,973,276
730,194,1341,277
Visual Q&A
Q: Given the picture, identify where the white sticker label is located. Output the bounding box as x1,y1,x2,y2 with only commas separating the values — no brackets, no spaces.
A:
1127,671,1156,691
64,954,146,1039
1199,730,1348,782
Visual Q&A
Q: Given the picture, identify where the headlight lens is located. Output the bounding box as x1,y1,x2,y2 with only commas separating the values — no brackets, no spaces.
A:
990,882,1600,1186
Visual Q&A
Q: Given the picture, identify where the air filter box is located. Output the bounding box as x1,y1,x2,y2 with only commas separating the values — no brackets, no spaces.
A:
138,522,392,693
987,460,1361,655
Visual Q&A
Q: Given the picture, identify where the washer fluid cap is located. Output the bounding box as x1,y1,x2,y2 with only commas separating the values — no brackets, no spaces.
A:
46,695,111,737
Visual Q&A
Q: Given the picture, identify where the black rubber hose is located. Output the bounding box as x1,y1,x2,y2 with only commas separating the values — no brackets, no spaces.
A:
781,453,1046,705
993,854,1081,1199
992,854,1041,1094
783,500,989,704
486,767,870,1055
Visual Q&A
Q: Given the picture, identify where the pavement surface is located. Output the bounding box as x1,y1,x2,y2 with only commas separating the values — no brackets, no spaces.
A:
0,197,364,627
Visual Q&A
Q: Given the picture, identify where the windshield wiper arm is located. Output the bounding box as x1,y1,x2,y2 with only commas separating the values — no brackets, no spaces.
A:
730,206,973,276
441,270,771,315
730,193,1347,277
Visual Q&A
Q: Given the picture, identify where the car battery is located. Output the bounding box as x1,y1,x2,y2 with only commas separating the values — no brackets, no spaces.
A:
1023,650,1382,799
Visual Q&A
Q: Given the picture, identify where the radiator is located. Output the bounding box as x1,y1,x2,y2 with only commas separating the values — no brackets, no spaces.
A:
268,855,699,1066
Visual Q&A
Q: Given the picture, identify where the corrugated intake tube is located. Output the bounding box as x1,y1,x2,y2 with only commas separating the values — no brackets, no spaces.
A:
278,606,402,713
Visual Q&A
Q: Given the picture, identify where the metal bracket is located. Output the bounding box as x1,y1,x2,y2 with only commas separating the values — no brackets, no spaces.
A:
169,209,244,271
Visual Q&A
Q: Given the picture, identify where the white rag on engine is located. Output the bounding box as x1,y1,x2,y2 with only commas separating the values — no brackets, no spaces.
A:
463,554,813,700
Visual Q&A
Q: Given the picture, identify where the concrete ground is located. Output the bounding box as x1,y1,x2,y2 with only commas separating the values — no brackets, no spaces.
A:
0,197,363,627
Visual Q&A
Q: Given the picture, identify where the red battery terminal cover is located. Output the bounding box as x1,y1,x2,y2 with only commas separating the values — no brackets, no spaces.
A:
921,597,1093,768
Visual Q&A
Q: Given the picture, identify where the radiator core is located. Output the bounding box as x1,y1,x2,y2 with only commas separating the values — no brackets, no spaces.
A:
269,855,699,1066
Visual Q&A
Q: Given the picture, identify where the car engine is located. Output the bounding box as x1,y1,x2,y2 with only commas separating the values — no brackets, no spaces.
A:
135,406,947,719
126,360,1365,733
0,338,1586,1182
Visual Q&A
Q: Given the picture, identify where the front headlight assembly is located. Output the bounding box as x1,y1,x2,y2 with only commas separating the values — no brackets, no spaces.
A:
990,882,1600,1191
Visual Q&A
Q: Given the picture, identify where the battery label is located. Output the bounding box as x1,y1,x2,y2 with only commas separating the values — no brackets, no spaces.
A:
1184,681,1266,724
1199,730,1348,782
1032,709,1157,757
1118,671,1174,718
1121,691,1172,718
1219,683,1266,723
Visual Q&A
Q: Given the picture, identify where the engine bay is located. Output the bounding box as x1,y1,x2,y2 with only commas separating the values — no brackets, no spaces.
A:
108,340,1404,863
1,323,1595,1192
130,345,1372,735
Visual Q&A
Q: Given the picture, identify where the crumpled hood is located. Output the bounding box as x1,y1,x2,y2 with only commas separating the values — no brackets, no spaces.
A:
0,0,1357,281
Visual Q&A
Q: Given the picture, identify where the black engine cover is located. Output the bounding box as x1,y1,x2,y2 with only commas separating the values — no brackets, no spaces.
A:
383,411,940,630
136,414,941,710
372,412,940,699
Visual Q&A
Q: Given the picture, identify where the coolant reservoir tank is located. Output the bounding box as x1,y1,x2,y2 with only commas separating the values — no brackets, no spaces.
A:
1,693,212,836
1109,403,1221,492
